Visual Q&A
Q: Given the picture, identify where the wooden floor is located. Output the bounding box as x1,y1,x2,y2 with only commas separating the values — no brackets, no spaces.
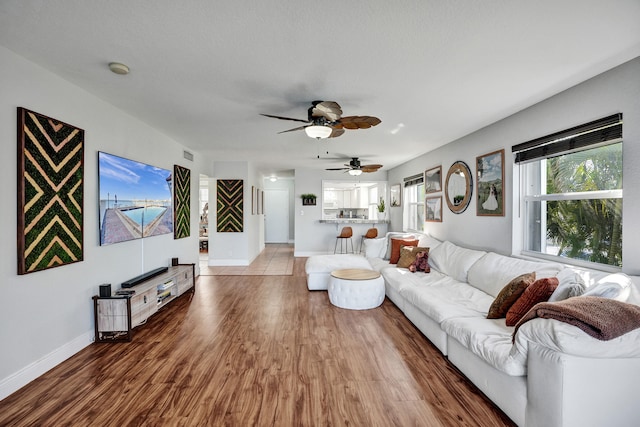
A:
0,258,515,426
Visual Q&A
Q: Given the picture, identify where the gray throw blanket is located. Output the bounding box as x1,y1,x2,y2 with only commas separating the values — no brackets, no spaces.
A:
513,296,640,342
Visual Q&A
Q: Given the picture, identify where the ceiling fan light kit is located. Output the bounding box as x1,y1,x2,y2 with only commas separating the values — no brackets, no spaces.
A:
304,125,333,139
326,157,383,174
262,100,381,140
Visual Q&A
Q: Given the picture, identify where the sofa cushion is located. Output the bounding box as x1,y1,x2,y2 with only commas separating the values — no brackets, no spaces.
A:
467,252,564,298
549,268,586,302
487,272,536,319
399,277,494,323
442,317,526,376
396,246,429,268
382,266,447,295
305,254,372,290
428,241,486,283
363,237,387,258
417,234,443,250
389,238,418,264
582,273,633,301
506,277,559,326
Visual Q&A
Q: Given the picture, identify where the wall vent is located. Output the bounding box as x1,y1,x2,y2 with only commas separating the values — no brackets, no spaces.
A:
183,150,194,161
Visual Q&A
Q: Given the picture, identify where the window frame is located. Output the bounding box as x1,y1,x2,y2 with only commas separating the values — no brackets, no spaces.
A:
403,178,424,233
513,114,623,271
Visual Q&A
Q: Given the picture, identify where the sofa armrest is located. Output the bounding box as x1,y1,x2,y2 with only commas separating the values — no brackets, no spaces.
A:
512,317,640,359
526,341,640,427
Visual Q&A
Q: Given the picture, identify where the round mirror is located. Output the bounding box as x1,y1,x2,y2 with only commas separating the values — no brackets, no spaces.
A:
444,161,473,214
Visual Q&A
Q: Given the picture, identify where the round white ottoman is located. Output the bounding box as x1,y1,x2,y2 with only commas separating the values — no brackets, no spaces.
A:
328,269,385,310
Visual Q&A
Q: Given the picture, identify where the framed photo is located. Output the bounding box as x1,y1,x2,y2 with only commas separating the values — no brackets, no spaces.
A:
424,166,442,194
251,186,256,215
476,149,505,216
390,184,401,207
257,189,263,214
425,196,442,222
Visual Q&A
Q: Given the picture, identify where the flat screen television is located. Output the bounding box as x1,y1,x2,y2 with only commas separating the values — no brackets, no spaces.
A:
98,152,173,245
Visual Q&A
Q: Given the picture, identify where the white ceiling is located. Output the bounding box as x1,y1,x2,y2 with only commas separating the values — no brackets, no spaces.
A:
1,1,639,178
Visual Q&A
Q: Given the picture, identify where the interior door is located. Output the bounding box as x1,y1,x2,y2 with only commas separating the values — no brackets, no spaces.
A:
265,189,289,243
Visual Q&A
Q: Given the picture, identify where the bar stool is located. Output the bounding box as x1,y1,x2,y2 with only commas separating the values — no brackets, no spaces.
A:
359,227,378,253
334,226,354,254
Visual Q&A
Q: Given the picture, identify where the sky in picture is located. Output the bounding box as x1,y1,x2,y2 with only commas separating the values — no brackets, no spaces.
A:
99,152,172,201
479,152,501,182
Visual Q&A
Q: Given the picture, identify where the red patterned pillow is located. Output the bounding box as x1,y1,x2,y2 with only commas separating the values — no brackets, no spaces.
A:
487,272,536,319
389,238,418,264
506,277,559,326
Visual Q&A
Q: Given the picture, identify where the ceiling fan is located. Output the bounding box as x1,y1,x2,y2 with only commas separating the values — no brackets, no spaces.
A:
326,157,383,176
261,100,381,139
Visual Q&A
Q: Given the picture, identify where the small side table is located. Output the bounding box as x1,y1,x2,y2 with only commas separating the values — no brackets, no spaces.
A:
328,269,385,310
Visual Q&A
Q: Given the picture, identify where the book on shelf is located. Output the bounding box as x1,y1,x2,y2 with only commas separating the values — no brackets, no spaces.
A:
157,280,174,292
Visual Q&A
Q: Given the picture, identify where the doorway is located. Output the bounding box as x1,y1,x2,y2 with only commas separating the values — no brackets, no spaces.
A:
265,188,289,243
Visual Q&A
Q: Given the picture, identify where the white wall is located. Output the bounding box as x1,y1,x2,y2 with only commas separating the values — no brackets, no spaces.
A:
208,161,264,266
0,46,205,399
388,56,640,275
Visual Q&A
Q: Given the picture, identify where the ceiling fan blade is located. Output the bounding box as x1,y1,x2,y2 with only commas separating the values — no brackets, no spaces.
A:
361,164,383,172
277,125,308,134
260,113,310,124
325,167,350,171
337,116,382,130
328,128,345,138
310,101,342,121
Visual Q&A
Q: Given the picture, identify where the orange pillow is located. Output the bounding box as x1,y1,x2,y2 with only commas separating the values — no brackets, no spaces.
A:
505,277,559,326
389,238,418,264
487,272,536,319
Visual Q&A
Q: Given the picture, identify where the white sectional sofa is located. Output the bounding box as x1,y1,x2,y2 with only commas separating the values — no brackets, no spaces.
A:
308,233,640,427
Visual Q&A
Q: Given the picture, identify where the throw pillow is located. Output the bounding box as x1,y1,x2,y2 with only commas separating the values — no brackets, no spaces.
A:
384,232,415,259
389,238,418,264
506,277,559,326
548,269,586,302
363,237,387,259
397,246,429,268
409,251,430,273
486,272,536,319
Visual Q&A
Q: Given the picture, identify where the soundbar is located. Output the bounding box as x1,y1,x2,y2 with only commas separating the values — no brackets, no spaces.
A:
121,266,169,288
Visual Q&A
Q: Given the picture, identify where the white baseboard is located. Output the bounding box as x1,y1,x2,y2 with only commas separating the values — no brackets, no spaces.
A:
0,330,94,401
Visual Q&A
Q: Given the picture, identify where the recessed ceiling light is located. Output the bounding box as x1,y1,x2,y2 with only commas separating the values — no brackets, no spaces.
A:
108,62,130,75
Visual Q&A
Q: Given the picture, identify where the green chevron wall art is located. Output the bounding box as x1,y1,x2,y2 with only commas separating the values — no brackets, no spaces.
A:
17,108,84,275
173,165,191,239
217,179,243,232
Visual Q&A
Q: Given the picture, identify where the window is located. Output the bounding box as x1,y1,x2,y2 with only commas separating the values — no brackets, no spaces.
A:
403,174,424,232
513,114,623,268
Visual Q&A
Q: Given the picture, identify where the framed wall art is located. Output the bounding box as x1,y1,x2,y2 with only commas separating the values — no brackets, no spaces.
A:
424,166,442,194
251,186,256,215
217,179,243,232
476,149,505,216
173,164,191,239
444,161,473,214
17,107,84,274
390,184,401,207
425,196,442,222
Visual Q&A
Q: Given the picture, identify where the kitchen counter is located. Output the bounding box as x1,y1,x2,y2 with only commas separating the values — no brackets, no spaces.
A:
319,219,389,224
